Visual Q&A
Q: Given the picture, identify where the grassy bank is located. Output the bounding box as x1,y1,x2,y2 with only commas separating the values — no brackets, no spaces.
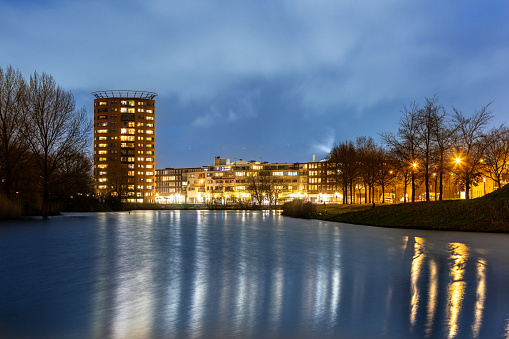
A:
284,185,509,233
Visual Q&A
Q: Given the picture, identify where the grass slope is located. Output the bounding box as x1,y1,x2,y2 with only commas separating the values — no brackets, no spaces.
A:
316,185,509,232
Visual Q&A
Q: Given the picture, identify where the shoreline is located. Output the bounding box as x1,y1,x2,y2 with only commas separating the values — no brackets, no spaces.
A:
283,185,509,233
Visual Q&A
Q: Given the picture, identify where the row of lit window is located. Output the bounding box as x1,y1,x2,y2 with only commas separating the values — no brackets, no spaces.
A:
95,115,117,120
120,128,154,135
96,100,154,107
94,164,154,169
120,108,154,114
95,136,117,141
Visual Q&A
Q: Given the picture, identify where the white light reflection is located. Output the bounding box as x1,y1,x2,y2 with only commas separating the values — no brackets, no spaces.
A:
110,213,156,339
410,237,425,329
269,218,284,332
312,254,329,328
91,213,110,338
447,242,469,339
189,211,207,338
330,252,341,324
425,259,438,337
471,258,486,338
164,211,182,335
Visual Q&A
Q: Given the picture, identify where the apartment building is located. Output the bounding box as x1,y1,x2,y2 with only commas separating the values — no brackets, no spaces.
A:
92,90,157,203
156,157,344,204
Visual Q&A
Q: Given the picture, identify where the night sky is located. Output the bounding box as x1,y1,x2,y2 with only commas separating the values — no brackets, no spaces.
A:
2,0,508,168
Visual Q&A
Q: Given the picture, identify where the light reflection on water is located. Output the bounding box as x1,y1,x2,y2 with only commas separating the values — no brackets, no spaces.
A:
2,211,509,338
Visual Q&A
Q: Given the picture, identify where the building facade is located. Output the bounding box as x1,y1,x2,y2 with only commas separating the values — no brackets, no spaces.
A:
92,90,157,203
156,157,345,204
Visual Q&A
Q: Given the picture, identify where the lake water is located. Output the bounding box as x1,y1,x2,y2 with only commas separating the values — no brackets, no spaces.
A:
2,210,509,338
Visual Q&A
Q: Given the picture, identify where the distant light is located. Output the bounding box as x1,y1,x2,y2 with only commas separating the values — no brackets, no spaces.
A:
455,158,462,164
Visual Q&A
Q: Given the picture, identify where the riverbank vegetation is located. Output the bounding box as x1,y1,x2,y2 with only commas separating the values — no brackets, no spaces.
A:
328,96,508,205
0,66,92,219
309,184,509,232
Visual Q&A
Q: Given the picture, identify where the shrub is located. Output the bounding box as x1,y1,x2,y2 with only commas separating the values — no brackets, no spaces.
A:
281,199,317,219
0,195,23,220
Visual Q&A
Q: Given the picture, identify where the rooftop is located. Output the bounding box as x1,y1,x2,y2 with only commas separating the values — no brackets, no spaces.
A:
91,90,158,100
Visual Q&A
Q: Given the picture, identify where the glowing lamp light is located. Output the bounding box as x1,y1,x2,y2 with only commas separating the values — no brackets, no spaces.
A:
455,157,462,164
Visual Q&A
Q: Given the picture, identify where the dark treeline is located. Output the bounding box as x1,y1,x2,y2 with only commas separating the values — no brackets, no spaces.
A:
329,95,509,203
0,65,93,218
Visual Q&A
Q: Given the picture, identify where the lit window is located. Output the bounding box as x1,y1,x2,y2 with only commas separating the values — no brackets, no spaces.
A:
98,178,107,182
98,150,107,154
121,128,135,135
147,109,153,113
128,171,134,176
96,129,107,134
98,143,107,147
98,157,107,161
121,108,127,113
99,101,106,105
253,165,262,170
98,185,107,189
146,130,154,134
98,164,108,169
273,172,283,176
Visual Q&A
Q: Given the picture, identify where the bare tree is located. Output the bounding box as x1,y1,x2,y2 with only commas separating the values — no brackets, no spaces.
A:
483,124,509,189
451,104,493,199
381,103,420,202
429,99,454,200
22,71,92,216
0,65,28,199
374,147,395,203
246,171,276,206
329,140,357,204
416,96,439,201
356,136,377,204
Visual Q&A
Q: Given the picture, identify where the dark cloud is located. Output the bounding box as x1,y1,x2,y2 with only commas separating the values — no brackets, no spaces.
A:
1,0,508,168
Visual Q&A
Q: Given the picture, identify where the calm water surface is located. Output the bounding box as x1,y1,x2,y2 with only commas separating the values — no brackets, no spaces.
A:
2,210,509,338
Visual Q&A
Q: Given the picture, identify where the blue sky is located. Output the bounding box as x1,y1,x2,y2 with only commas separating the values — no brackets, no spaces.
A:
1,0,508,168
